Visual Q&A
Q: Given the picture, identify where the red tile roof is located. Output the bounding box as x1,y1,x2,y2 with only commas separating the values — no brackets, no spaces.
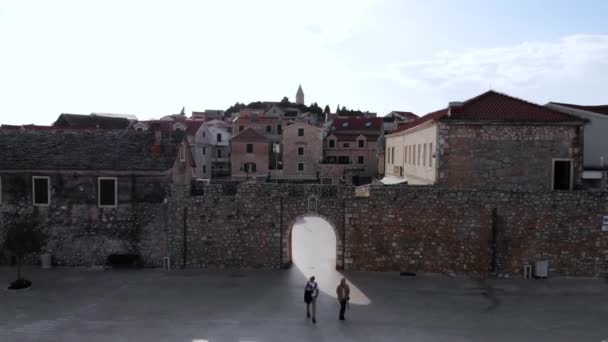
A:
388,111,419,120
391,90,581,134
331,117,383,131
549,102,608,116
231,128,269,142
233,115,280,124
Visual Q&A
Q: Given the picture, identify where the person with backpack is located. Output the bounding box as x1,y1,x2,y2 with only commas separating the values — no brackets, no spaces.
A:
304,276,319,323
336,277,350,321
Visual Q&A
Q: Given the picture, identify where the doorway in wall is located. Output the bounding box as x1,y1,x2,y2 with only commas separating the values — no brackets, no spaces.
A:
553,159,572,190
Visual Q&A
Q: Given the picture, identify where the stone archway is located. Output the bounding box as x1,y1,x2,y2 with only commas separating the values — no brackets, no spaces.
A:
285,213,343,270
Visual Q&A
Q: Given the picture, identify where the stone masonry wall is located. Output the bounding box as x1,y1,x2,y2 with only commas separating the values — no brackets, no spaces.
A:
3,175,607,277
167,182,608,277
437,123,584,191
167,183,351,270
0,173,170,266
350,186,608,276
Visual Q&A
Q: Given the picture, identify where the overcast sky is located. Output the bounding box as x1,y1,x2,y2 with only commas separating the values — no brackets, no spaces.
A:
0,0,607,125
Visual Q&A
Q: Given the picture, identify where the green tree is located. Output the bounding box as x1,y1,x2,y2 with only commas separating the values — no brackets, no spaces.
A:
280,96,290,104
4,218,46,284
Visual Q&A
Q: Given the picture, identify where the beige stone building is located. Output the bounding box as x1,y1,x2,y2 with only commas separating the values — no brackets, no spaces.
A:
281,122,323,181
322,117,383,185
230,128,270,181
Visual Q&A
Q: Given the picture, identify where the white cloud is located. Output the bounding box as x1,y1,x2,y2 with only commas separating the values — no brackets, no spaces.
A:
365,34,608,90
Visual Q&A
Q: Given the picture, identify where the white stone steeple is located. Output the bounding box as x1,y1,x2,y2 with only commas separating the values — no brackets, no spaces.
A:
296,85,304,105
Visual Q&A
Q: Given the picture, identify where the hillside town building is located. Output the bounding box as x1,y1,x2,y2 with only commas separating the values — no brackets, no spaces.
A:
385,91,584,190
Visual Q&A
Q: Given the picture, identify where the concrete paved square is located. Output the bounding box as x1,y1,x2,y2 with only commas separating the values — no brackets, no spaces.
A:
1,266,607,342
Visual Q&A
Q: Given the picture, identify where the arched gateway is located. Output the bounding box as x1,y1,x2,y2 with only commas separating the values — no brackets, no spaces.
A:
286,214,343,270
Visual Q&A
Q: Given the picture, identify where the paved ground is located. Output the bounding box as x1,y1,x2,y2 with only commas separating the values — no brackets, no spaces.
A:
1,266,608,342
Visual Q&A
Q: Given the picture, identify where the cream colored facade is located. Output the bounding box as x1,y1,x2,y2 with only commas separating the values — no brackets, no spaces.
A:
385,121,438,184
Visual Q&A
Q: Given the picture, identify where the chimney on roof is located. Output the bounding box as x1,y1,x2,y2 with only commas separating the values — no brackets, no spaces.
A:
447,101,463,117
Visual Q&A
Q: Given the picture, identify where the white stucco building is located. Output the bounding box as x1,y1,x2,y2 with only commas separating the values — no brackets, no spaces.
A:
194,119,232,179
546,102,608,188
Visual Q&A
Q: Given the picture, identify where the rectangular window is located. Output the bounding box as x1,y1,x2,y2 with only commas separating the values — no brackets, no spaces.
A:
217,133,222,142
298,147,304,156
202,131,205,137
418,144,421,165
329,140,335,148
202,146,206,155
358,156,364,164
217,149,222,158
277,124,282,135
338,156,350,164
413,145,416,165
266,125,272,133
246,144,253,153
409,146,412,164
32,176,50,206
392,147,395,164
298,128,304,136
344,143,350,148
298,162,304,171
180,144,186,162
203,165,206,173
239,125,244,132
423,143,427,166
98,177,117,208
358,140,365,148
429,143,433,167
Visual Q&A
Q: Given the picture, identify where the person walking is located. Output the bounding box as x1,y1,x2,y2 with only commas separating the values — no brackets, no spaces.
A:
304,276,319,324
336,278,350,321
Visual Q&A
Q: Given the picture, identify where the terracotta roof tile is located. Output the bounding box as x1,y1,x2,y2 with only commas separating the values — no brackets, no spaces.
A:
549,102,608,116
391,90,581,134
231,128,269,142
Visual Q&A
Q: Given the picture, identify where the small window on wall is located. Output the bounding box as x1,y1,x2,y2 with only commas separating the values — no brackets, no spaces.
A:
308,196,318,212
329,139,335,148
246,144,253,153
298,162,304,171
217,149,222,158
298,147,304,156
239,125,244,132
429,143,434,167
344,143,350,148
298,128,304,136
358,156,364,164
32,176,50,206
277,124,282,135
203,147,206,155
98,177,117,208
180,143,186,162
358,140,365,148
266,125,272,133
217,133,222,142
203,165,206,173
423,144,427,166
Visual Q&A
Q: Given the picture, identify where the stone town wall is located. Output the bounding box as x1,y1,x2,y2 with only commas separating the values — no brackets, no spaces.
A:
350,186,608,276
0,174,170,266
167,183,608,277
166,183,351,269
2,176,607,277
437,123,584,191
